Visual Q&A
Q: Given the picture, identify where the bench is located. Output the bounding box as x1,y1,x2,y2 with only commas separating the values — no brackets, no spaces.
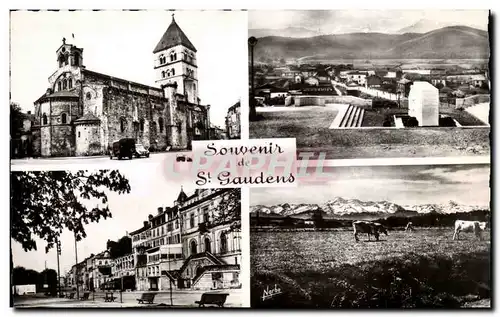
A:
104,292,116,302
66,292,75,299
195,293,229,307
80,292,90,301
136,292,156,304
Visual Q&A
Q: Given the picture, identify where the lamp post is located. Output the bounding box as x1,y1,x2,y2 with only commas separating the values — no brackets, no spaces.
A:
248,36,258,121
74,233,79,300
56,239,61,298
168,244,173,306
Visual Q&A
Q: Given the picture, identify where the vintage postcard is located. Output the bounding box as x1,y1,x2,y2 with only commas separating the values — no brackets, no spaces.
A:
248,10,490,160
10,10,244,169
11,169,243,308
250,164,491,308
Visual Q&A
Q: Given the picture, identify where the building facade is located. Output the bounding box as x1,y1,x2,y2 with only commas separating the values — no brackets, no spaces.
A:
32,16,210,157
129,188,241,291
65,187,241,293
225,102,241,139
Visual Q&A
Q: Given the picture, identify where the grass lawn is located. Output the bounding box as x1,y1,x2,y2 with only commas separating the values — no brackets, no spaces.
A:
251,229,491,308
439,103,487,126
254,107,339,132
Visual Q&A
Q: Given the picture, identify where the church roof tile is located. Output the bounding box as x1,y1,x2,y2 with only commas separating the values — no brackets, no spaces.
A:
153,15,197,53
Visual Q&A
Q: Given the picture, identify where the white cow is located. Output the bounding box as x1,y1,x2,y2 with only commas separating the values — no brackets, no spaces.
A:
452,220,487,241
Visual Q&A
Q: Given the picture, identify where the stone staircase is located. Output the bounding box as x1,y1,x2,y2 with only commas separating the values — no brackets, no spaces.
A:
336,105,365,128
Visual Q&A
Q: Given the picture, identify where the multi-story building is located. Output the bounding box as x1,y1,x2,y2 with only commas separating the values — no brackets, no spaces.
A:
129,188,241,291
225,102,241,139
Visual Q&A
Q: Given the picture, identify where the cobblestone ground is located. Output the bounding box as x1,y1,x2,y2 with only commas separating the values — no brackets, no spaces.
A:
14,289,244,308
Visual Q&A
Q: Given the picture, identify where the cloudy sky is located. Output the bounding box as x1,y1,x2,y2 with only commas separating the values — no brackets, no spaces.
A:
249,10,489,34
251,164,490,207
11,166,199,274
10,10,247,128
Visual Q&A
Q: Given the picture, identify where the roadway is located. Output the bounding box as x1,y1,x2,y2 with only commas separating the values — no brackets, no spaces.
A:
14,289,245,308
10,152,191,171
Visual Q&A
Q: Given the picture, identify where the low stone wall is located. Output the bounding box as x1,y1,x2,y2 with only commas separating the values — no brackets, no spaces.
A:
324,96,372,109
294,96,325,107
293,95,372,109
455,94,490,109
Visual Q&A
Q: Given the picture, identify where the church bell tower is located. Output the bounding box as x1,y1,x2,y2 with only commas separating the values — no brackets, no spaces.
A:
153,14,199,104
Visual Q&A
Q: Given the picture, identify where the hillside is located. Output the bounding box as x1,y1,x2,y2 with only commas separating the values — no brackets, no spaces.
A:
253,26,490,61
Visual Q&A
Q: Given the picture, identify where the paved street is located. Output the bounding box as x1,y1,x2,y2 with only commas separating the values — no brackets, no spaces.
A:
14,289,245,308
11,152,191,170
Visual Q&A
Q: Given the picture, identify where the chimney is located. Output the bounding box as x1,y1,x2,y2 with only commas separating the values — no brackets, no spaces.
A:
143,221,148,227
148,214,153,220
158,207,163,215
27,111,31,114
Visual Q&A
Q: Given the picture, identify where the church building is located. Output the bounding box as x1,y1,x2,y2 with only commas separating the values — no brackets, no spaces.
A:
32,15,210,157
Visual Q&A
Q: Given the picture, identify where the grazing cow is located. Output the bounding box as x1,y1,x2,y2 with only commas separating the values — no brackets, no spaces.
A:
353,221,388,242
405,222,414,232
452,220,487,241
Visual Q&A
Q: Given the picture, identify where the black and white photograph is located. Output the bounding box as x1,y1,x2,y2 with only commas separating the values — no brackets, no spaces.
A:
248,10,490,160
10,169,243,308
10,10,244,167
250,164,491,308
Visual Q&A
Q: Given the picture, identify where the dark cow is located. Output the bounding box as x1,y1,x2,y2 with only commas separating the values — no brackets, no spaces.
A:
353,221,388,242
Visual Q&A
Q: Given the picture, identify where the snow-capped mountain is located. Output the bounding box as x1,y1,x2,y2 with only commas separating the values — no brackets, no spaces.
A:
251,198,488,218
404,200,489,214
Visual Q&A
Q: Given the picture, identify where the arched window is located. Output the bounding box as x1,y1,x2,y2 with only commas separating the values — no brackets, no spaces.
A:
151,122,157,134
162,71,165,78
190,240,197,256
171,68,175,76
120,118,126,133
220,231,228,254
57,82,62,91
62,79,67,90
61,113,67,124
204,237,211,253
86,92,92,100
170,53,175,62
193,83,196,91
159,117,164,133
68,79,73,89
42,113,48,125
140,119,145,132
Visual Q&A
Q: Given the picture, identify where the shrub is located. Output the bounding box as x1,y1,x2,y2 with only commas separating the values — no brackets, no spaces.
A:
372,97,398,109
439,116,457,127
406,116,419,127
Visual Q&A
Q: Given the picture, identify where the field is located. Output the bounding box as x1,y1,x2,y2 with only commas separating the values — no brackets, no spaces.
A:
254,106,339,130
251,229,491,308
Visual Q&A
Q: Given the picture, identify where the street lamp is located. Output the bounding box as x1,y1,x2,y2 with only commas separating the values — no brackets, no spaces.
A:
248,36,258,121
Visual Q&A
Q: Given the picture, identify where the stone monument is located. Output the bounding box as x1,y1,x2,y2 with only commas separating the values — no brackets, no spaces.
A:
408,81,439,126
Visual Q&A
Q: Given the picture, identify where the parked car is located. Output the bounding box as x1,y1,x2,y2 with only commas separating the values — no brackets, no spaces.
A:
134,143,150,158
110,138,135,160
176,154,192,162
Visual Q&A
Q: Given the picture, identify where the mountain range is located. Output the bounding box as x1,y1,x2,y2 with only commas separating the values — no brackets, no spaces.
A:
250,197,488,221
252,26,489,61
